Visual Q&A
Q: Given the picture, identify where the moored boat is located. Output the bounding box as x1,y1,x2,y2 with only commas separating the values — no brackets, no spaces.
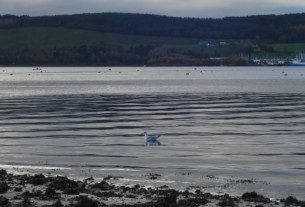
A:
285,59,305,66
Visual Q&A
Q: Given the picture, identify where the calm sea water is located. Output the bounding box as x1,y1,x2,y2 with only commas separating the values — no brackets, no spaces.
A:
0,66,305,199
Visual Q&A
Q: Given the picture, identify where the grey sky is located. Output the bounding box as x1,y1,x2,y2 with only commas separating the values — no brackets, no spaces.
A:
0,0,304,18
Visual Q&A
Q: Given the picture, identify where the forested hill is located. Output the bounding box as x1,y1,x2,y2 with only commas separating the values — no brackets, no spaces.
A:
1,12,305,66
1,12,305,43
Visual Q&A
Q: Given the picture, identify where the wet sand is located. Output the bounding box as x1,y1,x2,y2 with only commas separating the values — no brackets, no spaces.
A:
0,169,304,207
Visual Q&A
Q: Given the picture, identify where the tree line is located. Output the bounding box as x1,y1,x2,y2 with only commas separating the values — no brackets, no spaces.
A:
1,12,305,43
0,43,248,66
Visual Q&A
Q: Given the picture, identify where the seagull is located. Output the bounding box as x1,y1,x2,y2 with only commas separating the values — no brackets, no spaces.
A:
144,132,160,142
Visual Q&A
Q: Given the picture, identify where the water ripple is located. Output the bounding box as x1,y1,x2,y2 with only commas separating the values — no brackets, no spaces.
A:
1,92,305,198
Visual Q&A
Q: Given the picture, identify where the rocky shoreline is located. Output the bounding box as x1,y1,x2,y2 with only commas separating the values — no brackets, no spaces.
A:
0,169,304,207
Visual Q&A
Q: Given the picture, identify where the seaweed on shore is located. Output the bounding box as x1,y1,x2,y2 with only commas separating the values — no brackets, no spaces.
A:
0,169,304,207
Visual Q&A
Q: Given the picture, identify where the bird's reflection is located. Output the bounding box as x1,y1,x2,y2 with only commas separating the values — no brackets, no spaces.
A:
145,140,161,146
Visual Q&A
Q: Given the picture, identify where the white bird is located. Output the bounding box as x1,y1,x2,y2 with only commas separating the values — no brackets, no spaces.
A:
144,132,160,142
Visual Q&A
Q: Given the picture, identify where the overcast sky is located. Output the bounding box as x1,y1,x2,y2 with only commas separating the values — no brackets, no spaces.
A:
1,0,304,18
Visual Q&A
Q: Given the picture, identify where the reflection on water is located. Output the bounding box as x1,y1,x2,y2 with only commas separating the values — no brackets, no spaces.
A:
145,140,161,147
0,66,305,199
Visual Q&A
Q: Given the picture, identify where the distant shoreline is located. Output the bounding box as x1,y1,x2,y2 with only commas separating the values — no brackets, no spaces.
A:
0,64,290,67
0,169,303,207
1,13,305,68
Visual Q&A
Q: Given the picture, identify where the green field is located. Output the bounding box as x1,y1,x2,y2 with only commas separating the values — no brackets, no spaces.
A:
254,43,305,58
0,27,202,51
269,43,305,53
1,27,305,59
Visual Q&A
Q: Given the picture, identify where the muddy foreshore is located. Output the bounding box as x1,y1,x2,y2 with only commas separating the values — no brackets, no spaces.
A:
0,169,304,207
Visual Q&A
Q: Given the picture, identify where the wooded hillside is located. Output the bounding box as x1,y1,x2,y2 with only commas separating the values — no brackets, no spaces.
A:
1,12,305,43
0,12,304,66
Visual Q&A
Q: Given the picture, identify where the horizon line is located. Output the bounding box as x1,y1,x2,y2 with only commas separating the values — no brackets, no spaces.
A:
1,11,304,20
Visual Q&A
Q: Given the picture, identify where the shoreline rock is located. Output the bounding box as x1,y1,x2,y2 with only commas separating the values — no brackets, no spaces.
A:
0,169,304,207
